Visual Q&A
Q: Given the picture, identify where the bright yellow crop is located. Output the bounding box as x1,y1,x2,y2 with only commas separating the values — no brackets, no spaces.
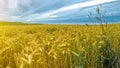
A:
0,23,120,68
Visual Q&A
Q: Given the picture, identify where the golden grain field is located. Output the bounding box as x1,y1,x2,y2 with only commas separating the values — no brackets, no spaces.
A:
0,24,120,68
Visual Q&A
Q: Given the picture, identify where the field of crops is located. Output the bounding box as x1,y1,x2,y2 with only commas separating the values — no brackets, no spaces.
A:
0,24,120,68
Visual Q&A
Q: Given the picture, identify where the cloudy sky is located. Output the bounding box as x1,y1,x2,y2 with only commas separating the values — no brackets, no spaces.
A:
0,0,119,24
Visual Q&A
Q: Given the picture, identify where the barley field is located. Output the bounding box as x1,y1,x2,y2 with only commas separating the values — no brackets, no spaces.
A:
0,23,120,68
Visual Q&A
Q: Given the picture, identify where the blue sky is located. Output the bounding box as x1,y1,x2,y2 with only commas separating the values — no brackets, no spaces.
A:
0,0,119,24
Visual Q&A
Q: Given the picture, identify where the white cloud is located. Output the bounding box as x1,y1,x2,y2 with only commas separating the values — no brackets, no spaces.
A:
26,0,116,21
0,1,7,12
0,13,21,21
0,0,32,21
8,0,20,9
0,0,116,22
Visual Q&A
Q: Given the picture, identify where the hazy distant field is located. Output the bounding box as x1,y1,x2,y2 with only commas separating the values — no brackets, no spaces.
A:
0,23,120,68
